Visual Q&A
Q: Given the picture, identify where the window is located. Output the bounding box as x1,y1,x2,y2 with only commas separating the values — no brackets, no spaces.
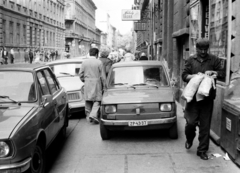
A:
23,25,26,44
35,28,37,46
9,21,14,44
43,69,58,94
17,23,20,45
30,26,32,46
2,20,6,44
37,71,50,95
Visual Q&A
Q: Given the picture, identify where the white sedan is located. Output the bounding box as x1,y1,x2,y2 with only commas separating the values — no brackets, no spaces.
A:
47,58,86,116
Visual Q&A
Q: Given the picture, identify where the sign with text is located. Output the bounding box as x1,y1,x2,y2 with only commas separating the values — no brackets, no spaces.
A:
122,9,141,21
134,22,147,31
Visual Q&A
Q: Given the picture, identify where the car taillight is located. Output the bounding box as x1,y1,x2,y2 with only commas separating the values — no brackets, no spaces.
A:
159,103,172,112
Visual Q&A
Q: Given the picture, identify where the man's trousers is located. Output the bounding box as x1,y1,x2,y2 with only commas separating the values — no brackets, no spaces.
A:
85,101,100,119
184,98,214,153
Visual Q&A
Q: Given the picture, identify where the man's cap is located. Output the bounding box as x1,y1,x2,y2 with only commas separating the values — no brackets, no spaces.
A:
196,38,210,48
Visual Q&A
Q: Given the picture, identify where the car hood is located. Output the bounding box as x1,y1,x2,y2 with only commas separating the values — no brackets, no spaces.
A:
0,106,34,138
58,76,83,91
102,88,175,104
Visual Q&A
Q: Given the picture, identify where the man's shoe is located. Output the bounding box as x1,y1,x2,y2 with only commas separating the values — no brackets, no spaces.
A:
89,116,99,124
197,152,208,160
185,141,192,149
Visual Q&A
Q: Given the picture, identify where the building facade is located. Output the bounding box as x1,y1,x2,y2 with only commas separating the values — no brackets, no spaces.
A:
65,0,100,57
0,0,65,62
135,0,240,165
96,10,117,51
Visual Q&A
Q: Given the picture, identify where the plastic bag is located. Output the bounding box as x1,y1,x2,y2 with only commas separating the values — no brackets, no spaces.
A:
182,74,204,102
196,75,215,101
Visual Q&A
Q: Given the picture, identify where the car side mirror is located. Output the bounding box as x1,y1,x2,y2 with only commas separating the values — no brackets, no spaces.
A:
41,95,52,108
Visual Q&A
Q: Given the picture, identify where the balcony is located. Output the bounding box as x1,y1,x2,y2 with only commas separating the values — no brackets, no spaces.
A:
65,30,77,38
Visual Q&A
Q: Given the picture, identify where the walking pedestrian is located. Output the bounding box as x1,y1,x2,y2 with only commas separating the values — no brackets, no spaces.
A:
9,48,15,64
2,47,9,64
24,49,29,63
79,48,106,124
29,49,34,64
123,45,134,61
182,38,223,160
99,49,112,77
139,52,148,61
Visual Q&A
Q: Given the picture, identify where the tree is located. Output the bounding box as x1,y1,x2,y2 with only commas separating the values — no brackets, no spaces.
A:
117,32,134,53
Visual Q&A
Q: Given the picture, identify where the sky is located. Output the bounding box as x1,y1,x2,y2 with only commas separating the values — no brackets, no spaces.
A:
92,0,134,35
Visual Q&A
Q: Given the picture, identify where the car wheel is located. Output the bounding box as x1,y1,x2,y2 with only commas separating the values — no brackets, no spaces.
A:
169,122,178,139
28,144,46,173
100,121,111,140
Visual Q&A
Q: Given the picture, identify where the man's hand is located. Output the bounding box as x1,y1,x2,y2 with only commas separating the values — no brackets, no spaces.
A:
205,71,218,76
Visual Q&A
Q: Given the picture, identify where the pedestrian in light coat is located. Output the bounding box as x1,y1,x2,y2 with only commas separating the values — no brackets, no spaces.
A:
79,48,106,124
9,48,15,64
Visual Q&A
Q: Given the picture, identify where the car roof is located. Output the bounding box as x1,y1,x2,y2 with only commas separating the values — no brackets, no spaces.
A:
47,58,87,65
0,63,48,71
112,61,164,68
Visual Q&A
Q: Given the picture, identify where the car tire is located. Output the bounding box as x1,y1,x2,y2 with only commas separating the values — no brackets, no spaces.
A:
100,121,111,140
169,122,178,139
28,144,46,173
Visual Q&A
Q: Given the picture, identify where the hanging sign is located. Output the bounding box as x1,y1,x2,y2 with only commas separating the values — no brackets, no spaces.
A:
122,9,141,21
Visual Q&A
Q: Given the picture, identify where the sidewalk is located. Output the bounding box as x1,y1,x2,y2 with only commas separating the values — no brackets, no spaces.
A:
175,101,240,172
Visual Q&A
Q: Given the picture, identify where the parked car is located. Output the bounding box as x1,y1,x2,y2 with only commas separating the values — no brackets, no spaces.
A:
0,64,69,173
47,58,86,116
100,61,177,140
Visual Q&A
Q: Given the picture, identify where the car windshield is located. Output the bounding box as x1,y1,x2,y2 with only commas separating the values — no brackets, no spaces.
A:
108,66,169,88
51,63,82,77
0,71,36,102
50,63,82,77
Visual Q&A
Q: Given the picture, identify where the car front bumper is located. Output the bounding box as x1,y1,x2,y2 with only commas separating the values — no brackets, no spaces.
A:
101,116,177,126
0,157,31,172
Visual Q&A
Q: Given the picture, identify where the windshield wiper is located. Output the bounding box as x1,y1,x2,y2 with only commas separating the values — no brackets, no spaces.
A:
132,83,159,88
0,96,21,105
113,83,135,89
59,72,74,77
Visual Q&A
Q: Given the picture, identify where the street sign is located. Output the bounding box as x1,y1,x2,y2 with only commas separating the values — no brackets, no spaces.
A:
134,22,147,31
122,9,141,21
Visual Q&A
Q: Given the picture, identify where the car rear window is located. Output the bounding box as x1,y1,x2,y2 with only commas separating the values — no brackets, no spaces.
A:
108,66,169,88
51,63,82,77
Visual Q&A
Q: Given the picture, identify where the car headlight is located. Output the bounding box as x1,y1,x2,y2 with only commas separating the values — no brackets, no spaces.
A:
0,141,10,158
105,105,117,113
160,103,172,112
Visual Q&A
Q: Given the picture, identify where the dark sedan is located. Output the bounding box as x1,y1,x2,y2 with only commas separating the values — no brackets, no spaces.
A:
0,64,69,173
100,61,177,140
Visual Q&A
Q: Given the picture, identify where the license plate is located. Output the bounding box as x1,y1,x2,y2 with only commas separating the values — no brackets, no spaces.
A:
128,120,148,126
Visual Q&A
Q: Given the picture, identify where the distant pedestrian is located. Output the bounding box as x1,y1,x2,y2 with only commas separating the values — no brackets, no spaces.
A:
79,48,106,124
9,48,15,64
123,45,134,61
139,52,148,61
29,49,34,64
24,49,29,63
2,47,8,64
99,49,112,77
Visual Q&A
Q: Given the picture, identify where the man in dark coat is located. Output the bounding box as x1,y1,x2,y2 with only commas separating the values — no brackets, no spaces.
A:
29,49,34,64
99,49,112,77
182,38,223,160
139,52,148,60
2,47,8,64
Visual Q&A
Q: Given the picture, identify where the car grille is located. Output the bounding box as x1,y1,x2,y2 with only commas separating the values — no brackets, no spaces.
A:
67,92,81,101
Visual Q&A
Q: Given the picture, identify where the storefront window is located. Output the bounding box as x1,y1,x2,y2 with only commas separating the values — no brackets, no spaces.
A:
209,0,229,85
